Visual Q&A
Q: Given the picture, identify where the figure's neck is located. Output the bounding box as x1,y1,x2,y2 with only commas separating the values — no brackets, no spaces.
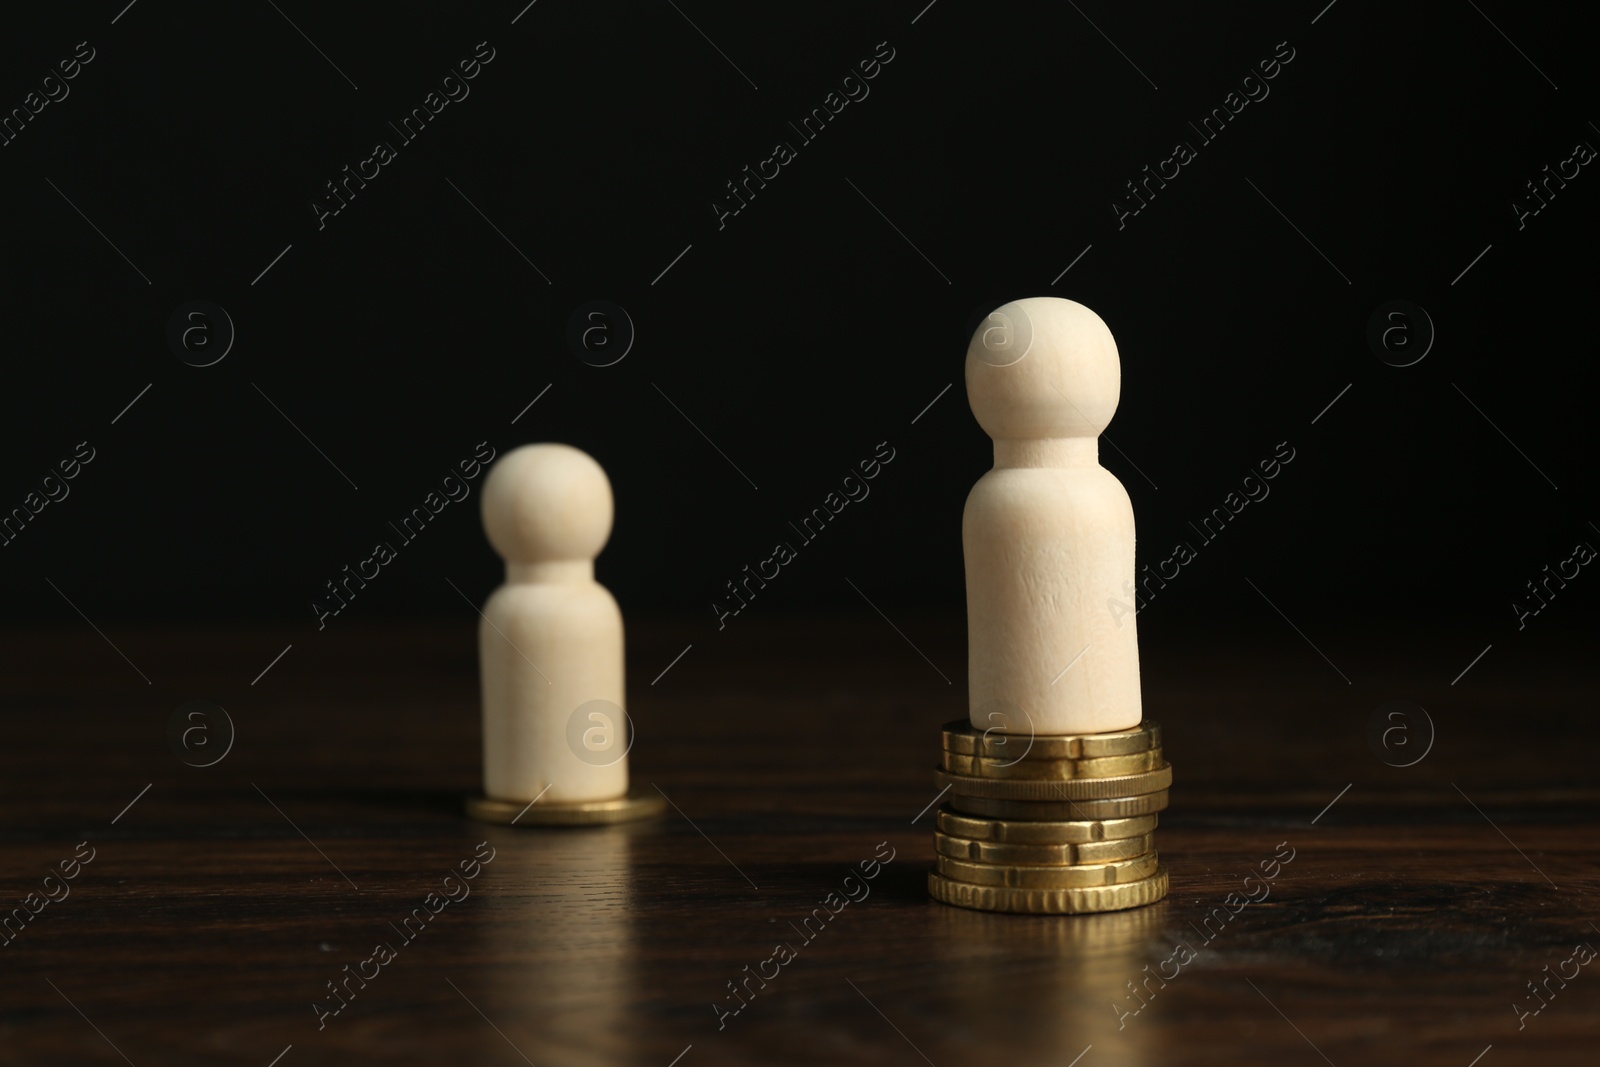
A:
993,438,1098,469
507,561,594,584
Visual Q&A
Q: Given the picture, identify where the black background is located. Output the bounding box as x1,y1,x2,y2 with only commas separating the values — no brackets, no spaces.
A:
2,0,1594,651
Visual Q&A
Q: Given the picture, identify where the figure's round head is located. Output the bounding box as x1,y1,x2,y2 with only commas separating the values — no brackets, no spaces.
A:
481,443,613,564
965,297,1121,440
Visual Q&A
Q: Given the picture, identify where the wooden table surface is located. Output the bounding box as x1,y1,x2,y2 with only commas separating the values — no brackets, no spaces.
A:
2,616,1596,1066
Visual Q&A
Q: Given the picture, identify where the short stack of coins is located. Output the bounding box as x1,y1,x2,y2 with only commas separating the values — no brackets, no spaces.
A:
927,719,1171,914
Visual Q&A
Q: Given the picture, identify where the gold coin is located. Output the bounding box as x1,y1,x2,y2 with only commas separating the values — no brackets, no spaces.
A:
928,866,1169,914
940,748,1163,780
934,764,1172,800
936,807,1158,845
947,791,1170,821
936,830,1156,866
465,787,666,826
943,719,1161,760
935,851,1158,889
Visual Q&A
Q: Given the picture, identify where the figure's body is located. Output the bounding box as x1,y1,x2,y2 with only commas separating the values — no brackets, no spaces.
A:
964,298,1142,735
479,444,628,803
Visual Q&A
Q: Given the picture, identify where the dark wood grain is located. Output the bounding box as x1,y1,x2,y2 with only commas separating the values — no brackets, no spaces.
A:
1,617,1596,1066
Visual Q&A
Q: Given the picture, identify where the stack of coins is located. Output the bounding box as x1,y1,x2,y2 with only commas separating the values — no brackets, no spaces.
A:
927,720,1171,914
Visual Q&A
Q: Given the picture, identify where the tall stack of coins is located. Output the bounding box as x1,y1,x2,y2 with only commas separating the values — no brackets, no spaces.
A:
927,720,1170,914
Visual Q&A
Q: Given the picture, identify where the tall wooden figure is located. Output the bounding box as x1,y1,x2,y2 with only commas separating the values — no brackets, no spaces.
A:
465,443,664,826
964,297,1143,736
927,298,1169,915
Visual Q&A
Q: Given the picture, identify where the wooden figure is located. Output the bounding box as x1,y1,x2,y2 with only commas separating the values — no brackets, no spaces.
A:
964,297,1143,736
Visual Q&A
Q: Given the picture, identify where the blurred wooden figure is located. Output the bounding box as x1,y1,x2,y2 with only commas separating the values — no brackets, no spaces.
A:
466,443,663,825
